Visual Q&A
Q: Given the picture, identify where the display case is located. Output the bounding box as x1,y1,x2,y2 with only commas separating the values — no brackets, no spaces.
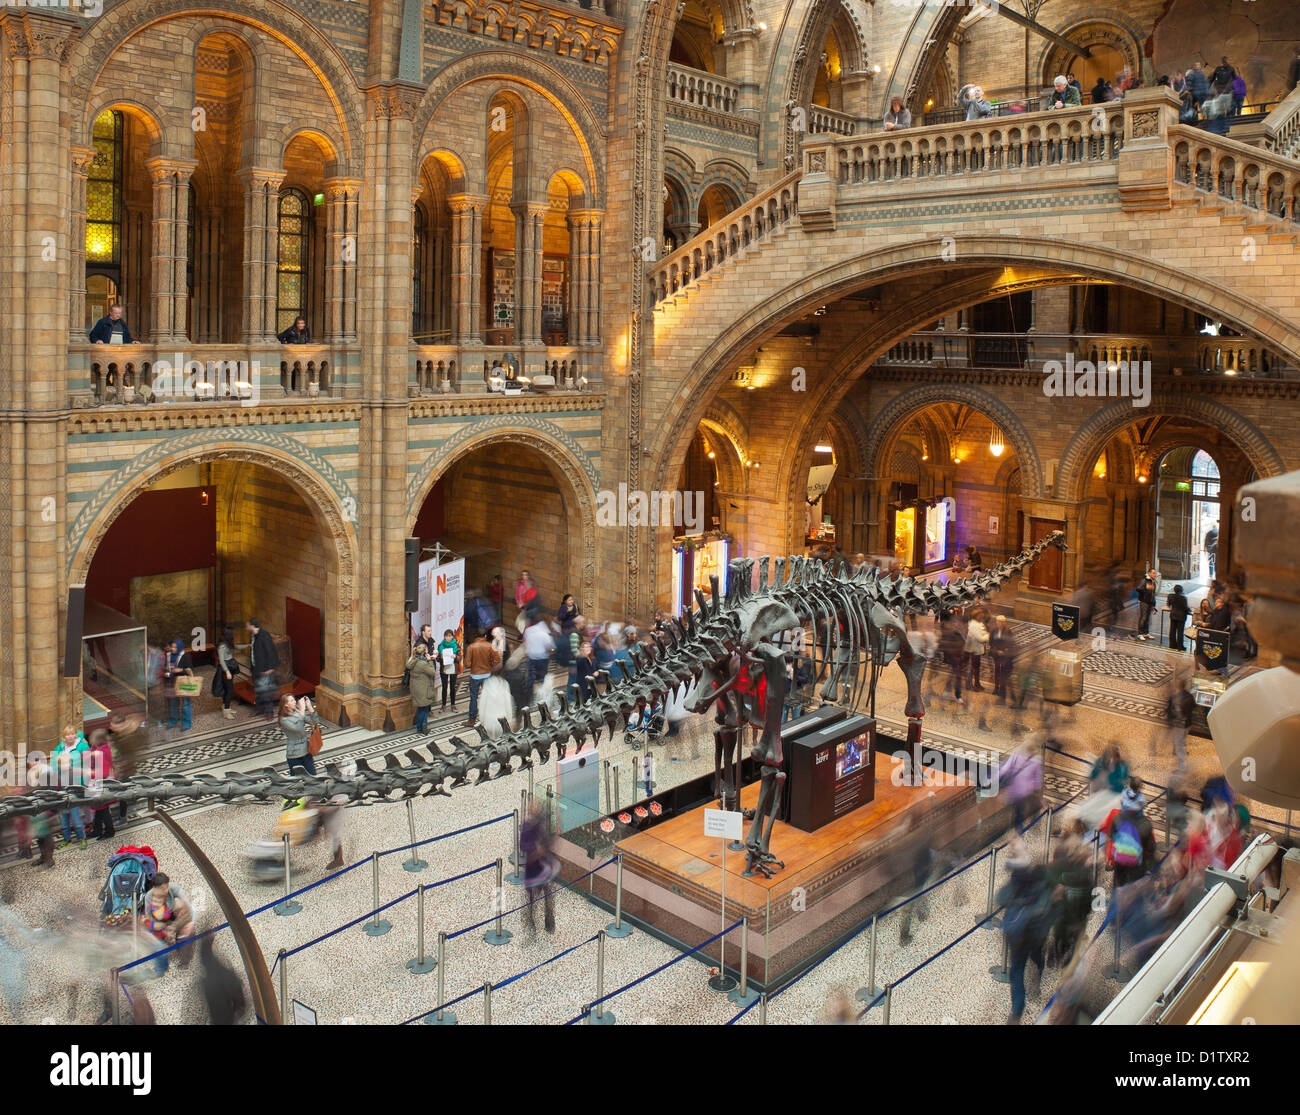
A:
80,599,149,733
670,532,732,614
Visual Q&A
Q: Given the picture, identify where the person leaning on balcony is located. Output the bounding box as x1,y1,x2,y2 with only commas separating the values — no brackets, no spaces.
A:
1050,75,1081,109
88,304,137,345
960,84,994,121
278,316,311,344
883,96,911,131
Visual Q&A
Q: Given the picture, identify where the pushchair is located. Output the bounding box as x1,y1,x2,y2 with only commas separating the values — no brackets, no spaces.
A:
241,802,323,884
623,699,666,751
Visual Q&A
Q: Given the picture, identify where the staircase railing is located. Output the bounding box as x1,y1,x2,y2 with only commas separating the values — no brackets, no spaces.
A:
1171,124,1300,227
1262,85,1300,160
648,170,801,304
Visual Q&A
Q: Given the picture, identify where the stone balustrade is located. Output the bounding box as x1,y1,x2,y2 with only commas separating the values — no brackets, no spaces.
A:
1262,85,1300,160
665,63,741,115
648,169,800,304
410,343,595,396
809,105,857,136
1172,125,1300,227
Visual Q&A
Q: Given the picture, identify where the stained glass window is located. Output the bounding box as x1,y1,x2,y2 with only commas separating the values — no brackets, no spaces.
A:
276,189,311,334
86,110,122,266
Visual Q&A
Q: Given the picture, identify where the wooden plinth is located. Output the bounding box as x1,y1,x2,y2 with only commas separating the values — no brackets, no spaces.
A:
556,766,1015,990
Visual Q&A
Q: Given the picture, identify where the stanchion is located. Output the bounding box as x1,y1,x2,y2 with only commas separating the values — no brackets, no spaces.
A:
484,858,513,946
603,760,612,815
989,934,1010,984
278,949,290,1023
274,832,302,917
527,764,534,808
1285,809,1293,844
402,799,428,873
483,982,492,1025
506,804,523,885
112,971,121,1025
981,846,1002,930
1043,807,1054,863
423,933,457,1025
611,762,621,815
590,930,615,1025
605,853,632,938
727,916,758,1006
1091,831,1101,892
406,884,436,975
882,983,893,1026
1108,902,1131,981
363,851,391,936
758,992,767,1025
854,915,880,1001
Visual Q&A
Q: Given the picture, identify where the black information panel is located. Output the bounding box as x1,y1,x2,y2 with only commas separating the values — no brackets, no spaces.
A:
787,714,876,833
1052,602,1081,640
777,705,849,822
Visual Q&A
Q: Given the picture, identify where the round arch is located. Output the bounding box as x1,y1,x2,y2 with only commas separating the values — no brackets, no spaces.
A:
68,0,363,170
276,126,345,178
404,424,599,609
68,437,362,685
860,384,1046,500
81,97,166,158
412,52,606,209
1036,13,1145,91
1058,397,1285,503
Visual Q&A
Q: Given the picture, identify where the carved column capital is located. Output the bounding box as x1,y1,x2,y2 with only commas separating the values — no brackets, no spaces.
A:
145,157,198,186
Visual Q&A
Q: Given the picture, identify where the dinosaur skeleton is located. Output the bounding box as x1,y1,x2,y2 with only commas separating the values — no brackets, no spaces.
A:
0,533,1066,879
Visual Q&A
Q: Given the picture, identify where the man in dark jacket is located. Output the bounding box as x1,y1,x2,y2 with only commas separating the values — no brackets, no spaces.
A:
1135,577,1156,640
1165,678,1194,771
247,619,279,719
1167,584,1191,650
88,304,137,345
1211,57,1235,92
198,936,246,1025
1203,523,1218,578
989,615,1018,702
277,316,311,344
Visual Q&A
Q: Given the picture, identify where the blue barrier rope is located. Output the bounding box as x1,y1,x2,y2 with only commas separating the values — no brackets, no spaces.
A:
113,820,509,975
725,994,761,1026
377,811,514,858
399,982,486,1024
445,856,616,940
268,860,497,973
564,919,743,1024
493,933,599,993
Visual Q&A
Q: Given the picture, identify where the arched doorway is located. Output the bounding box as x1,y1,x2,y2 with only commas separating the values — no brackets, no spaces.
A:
1154,447,1222,584
72,452,358,734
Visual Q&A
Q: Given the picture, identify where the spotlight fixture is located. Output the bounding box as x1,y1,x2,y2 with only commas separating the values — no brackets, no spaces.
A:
814,444,833,453
989,427,1005,458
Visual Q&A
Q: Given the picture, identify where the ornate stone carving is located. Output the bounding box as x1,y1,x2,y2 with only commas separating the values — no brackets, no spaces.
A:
1129,110,1159,139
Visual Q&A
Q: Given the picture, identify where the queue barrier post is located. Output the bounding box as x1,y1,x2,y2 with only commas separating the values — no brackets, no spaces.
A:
605,852,632,938
403,799,429,873
363,851,391,937
590,929,615,1025
274,832,302,917
483,982,492,1026
112,971,121,1025
758,992,767,1025
981,845,1002,930
423,933,457,1025
484,858,513,946
882,983,893,1026
506,806,523,885
1043,807,1054,863
406,884,436,975
727,916,758,1006
278,949,289,1023
854,914,880,1001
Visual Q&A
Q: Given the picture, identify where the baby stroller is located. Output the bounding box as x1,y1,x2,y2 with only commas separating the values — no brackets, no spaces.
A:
99,845,159,928
623,699,666,751
241,801,323,884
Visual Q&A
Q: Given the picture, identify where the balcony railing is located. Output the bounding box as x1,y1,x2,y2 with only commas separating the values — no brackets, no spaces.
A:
665,64,741,115
809,105,857,136
874,331,1297,380
649,169,800,304
1171,125,1300,227
827,102,1126,187
410,343,595,396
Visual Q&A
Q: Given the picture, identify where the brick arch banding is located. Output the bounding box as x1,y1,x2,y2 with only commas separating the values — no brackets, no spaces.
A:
67,433,362,687
411,51,606,210
1056,395,1287,504
67,0,363,173
405,422,599,611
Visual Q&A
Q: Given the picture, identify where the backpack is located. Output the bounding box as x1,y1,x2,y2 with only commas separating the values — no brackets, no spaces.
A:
100,846,159,927
1107,813,1143,869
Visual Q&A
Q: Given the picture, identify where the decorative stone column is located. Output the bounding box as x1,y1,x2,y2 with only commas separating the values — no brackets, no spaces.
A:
448,193,486,344
69,146,94,342
146,157,196,344
323,176,362,344
512,201,546,346
239,167,285,343
192,209,223,343
567,209,602,347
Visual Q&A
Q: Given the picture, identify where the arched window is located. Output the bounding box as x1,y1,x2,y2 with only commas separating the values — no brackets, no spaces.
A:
86,109,124,325
276,188,311,334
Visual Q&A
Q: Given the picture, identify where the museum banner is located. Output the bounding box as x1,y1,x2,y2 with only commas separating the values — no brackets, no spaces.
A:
412,557,466,649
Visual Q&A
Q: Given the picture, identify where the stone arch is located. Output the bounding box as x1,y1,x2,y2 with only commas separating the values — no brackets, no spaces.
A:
1056,396,1286,504
1036,13,1146,90
67,433,361,686
67,0,363,172
881,1,969,118
81,97,167,158
830,2,867,78
412,52,605,209
862,384,1046,502
276,126,345,179
696,158,754,205
404,421,600,609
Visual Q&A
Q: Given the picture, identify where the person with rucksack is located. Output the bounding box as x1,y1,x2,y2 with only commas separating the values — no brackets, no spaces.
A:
406,643,437,734
212,626,239,719
1102,780,1157,888
1167,584,1191,651
997,840,1053,1024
